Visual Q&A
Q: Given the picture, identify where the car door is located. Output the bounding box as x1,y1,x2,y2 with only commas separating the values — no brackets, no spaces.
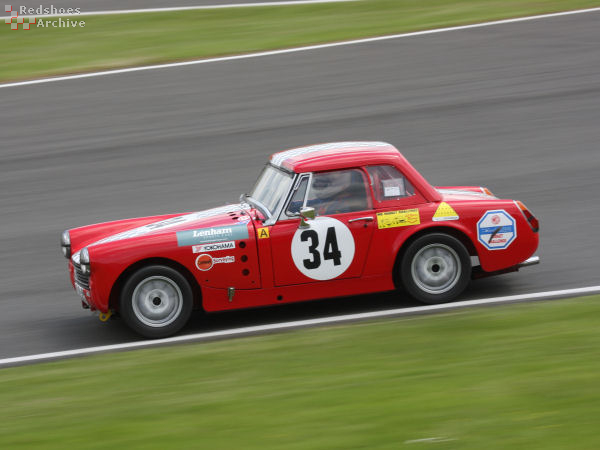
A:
270,168,376,286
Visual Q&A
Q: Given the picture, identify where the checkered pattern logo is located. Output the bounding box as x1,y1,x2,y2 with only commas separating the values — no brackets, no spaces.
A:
5,5,36,30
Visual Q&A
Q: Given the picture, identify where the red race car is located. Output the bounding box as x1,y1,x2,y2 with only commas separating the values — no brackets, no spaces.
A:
61,142,539,338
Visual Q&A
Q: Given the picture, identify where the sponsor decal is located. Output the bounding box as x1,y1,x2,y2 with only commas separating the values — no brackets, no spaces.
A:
432,202,459,222
192,241,235,253
376,209,420,229
195,254,213,271
195,254,235,271
291,217,355,281
477,210,517,250
257,227,270,239
213,256,235,264
177,223,249,246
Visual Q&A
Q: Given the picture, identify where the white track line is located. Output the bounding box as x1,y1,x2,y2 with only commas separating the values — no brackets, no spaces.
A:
2,7,600,90
20,0,359,18
1,285,599,367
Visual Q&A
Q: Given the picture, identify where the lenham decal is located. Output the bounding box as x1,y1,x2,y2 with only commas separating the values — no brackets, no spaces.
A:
376,209,420,229
192,241,235,253
433,202,459,221
177,224,249,246
195,254,235,271
477,210,517,250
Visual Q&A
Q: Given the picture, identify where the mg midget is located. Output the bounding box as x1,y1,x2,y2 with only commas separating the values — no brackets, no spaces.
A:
61,142,539,337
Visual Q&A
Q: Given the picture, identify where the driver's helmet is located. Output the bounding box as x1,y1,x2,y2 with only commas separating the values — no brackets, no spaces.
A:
311,170,353,200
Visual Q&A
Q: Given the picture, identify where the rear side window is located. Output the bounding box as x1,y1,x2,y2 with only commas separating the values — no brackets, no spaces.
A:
366,165,415,202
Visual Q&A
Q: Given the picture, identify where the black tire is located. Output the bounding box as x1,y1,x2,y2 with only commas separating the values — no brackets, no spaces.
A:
120,265,194,338
400,233,471,304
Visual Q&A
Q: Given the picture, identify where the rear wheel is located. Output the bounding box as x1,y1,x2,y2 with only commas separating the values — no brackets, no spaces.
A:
400,233,471,304
120,265,193,338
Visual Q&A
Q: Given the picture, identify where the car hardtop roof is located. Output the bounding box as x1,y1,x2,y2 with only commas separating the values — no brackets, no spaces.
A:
269,141,442,203
270,141,406,173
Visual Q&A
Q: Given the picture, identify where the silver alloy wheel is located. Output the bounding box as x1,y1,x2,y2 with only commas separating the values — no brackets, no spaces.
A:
410,243,462,295
131,275,183,328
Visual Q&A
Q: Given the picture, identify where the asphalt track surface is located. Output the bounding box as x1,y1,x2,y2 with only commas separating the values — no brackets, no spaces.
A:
1,11,599,360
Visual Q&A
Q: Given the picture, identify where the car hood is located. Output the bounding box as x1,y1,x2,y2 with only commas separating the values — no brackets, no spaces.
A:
71,203,253,262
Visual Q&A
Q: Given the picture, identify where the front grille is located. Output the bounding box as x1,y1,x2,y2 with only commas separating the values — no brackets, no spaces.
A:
73,261,90,290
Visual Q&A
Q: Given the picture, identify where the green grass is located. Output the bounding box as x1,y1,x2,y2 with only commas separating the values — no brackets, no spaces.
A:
1,0,599,82
1,296,600,448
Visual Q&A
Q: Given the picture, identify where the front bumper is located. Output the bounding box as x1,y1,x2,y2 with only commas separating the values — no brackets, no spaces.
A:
75,282,91,309
69,261,96,311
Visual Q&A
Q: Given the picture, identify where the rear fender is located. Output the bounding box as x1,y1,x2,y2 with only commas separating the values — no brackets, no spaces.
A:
391,224,478,288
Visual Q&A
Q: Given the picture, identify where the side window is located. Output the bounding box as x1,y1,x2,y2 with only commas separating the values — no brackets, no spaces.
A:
366,165,415,202
307,169,370,215
285,176,309,216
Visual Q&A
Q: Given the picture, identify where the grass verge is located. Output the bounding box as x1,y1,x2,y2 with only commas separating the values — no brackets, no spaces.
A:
1,295,599,448
1,0,599,82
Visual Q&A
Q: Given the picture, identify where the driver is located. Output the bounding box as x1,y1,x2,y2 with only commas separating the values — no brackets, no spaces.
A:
308,170,359,215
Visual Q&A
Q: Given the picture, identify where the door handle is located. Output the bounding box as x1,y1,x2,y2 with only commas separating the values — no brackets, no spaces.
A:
348,216,374,223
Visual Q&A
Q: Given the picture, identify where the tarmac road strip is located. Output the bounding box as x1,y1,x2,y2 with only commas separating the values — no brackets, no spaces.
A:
1,285,599,368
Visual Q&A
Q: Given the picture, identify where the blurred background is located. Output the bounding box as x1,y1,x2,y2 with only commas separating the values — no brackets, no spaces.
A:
1,1,600,447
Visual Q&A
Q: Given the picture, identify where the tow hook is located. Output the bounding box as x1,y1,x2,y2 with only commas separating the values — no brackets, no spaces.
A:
98,310,113,322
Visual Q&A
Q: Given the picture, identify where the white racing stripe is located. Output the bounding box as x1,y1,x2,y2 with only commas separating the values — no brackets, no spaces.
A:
20,0,359,18
1,285,599,367
2,7,600,90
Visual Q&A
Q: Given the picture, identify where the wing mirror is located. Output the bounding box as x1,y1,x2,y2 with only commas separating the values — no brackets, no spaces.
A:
299,207,315,228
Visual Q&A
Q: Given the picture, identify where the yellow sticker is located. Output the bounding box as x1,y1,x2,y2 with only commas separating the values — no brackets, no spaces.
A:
257,227,270,239
433,202,459,221
377,209,420,229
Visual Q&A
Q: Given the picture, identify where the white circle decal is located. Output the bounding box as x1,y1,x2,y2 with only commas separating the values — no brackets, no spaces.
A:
291,217,355,280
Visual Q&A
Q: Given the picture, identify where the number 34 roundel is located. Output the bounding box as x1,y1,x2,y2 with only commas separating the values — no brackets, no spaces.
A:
291,217,356,281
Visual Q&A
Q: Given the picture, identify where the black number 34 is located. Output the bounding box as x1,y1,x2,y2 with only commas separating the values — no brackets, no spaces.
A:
300,227,342,269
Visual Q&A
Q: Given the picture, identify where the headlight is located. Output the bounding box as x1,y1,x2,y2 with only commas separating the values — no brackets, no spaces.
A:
80,247,89,264
80,247,91,274
61,230,71,259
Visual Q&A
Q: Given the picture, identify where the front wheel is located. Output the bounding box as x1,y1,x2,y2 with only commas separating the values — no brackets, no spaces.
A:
120,265,194,338
400,233,471,304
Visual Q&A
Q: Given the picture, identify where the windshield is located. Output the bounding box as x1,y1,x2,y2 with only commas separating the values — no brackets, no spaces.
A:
250,165,294,216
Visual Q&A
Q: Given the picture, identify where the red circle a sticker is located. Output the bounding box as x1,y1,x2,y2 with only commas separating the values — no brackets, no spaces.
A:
195,254,214,271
